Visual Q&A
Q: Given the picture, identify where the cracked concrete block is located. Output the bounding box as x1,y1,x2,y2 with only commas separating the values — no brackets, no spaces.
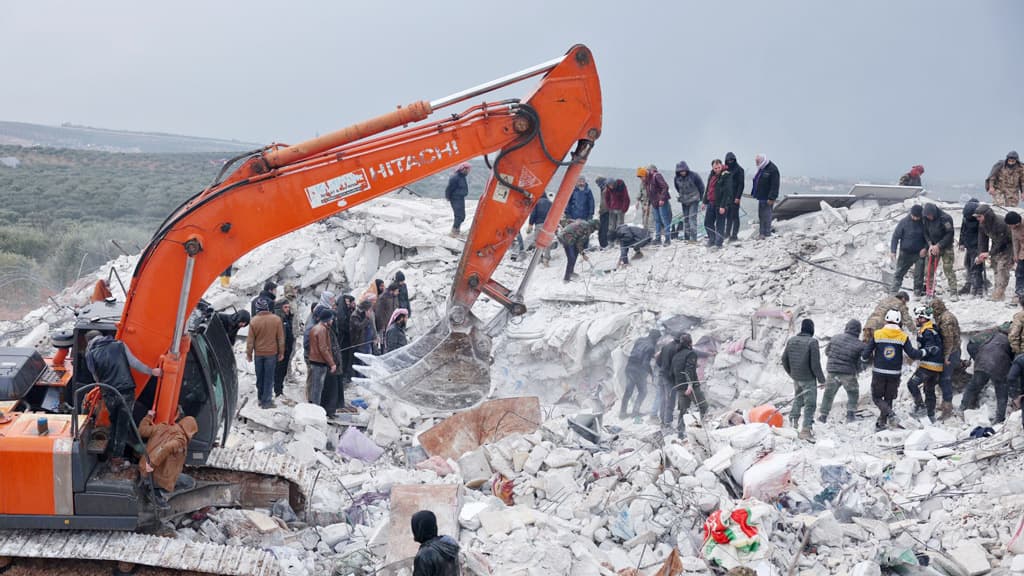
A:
457,447,492,488
951,541,991,575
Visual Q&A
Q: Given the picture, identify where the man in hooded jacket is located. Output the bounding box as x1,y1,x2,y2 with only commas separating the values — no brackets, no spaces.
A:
975,203,1013,301
565,177,595,221
818,319,865,423
782,319,826,440
273,300,296,397
986,151,1024,207
138,410,199,496
922,203,958,299
899,165,925,187
963,329,1013,424
670,333,703,438
445,163,471,237
642,165,672,245
620,330,660,419
890,205,927,296
723,152,745,241
751,154,780,239
674,161,705,242
960,199,985,296
411,510,460,575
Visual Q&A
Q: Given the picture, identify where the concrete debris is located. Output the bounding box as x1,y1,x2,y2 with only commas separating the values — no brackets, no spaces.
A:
8,195,1021,575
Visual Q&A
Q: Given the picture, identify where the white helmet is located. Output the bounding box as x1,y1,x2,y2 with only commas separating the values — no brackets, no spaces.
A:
884,309,902,325
913,305,934,323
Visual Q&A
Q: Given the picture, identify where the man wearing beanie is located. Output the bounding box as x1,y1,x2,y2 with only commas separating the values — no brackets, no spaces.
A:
782,318,825,441
1006,211,1024,304
246,296,285,409
976,203,1013,301
890,205,927,296
899,165,925,187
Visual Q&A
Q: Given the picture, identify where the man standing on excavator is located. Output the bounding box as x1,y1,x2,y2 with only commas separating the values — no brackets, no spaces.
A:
85,331,162,471
445,162,471,237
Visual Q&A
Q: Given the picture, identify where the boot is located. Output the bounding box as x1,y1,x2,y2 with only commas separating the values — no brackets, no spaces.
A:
940,401,953,420
846,411,857,423
817,413,828,424
798,428,815,442
958,283,971,295
449,228,459,238
912,403,926,417
633,250,644,260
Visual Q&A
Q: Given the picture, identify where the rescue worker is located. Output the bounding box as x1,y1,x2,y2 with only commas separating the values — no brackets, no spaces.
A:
138,410,199,502
899,165,925,187
565,176,595,221
782,319,826,440
620,330,660,419
863,292,914,341
975,203,1013,301
85,331,162,471
922,203,958,299
385,308,409,353
307,308,337,406
671,333,703,438
751,154,781,239
642,165,672,245
962,328,1013,424
959,198,984,296
818,319,865,424
905,306,944,422
444,162,470,237
890,205,927,296
246,297,285,409
1006,212,1024,304
272,299,296,397
556,219,599,282
674,162,705,242
411,510,460,576
636,166,652,231
986,151,1024,207
1010,299,1024,356
862,309,921,430
723,152,744,241
609,223,652,267
930,298,961,419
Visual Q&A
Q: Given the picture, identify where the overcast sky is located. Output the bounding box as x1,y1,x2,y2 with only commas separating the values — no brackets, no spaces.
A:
1,1,1020,180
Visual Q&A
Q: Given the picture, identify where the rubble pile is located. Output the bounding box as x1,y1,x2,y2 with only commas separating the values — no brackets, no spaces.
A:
5,193,1024,574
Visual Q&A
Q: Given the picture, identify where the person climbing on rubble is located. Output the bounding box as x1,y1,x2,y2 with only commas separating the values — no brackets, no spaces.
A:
565,176,595,222
862,309,921,430
922,203,958,300
636,166,652,231
674,161,705,242
394,271,412,318
890,205,927,296
246,297,285,409
385,308,409,353
250,280,277,315
963,326,1013,424
642,164,672,245
620,329,660,420
657,332,682,427
930,298,961,420
899,165,925,187
557,218,599,282
606,178,631,235
215,309,249,345
525,192,553,265
85,330,162,471
986,151,1024,208
818,319,865,424
975,203,1013,301
445,162,471,237
959,198,985,297
671,333,704,439
862,292,914,342
138,409,199,507
723,152,744,242
905,306,945,422
272,299,296,397
751,154,780,240
411,509,460,576
608,223,652,267
1006,212,1024,305
782,319,826,441
307,308,337,406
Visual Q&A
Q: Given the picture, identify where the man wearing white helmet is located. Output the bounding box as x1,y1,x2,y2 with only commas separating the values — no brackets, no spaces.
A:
905,306,945,422
862,308,922,430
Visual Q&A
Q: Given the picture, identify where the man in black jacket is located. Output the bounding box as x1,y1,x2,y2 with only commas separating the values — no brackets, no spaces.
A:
751,154,780,239
273,300,295,397
922,203,958,300
782,319,826,440
671,333,703,438
818,319,865,424
723,152,744,241
657,333,682,426
960,199,984,296
620,330,660,419
444,163,471,237
976,203,1013,301
963,330,1013,423
890,205,927,296
335,295,356,383
609,224,652,266
411,510,460,576
250,281,277,315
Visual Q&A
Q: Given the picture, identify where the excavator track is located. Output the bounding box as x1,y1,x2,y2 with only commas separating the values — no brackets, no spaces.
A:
0,448,323,575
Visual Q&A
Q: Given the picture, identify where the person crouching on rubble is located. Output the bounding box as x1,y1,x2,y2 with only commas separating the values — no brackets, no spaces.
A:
608,223,652,268
862,309,921,430
905,306,944,423
138,409,199,507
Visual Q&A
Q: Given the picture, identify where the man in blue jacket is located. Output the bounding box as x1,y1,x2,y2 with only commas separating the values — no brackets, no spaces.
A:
862,309,921,430
751,154,780,239
890,205,927,296
444,162,471,237
565,176,595,221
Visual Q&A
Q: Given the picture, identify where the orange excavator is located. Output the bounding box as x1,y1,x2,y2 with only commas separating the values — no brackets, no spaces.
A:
0,45,601,573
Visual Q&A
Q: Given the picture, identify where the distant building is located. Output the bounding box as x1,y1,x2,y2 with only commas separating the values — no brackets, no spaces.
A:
0,157,19,168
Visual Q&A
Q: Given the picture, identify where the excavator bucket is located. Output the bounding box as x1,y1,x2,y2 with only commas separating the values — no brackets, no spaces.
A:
353,313,493,411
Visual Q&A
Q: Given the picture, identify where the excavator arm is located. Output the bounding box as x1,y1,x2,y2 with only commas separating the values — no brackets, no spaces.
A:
120,45,601,423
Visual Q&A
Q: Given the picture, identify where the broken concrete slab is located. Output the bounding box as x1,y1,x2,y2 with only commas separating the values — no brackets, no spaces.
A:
385,484,461,565
457,447,492,488
951,541,991,575
243,510,281,534
418,397,542,460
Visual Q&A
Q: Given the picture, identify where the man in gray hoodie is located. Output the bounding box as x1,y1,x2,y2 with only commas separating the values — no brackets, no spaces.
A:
782,319,826,440
818,319,865,423
673,161,705,242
